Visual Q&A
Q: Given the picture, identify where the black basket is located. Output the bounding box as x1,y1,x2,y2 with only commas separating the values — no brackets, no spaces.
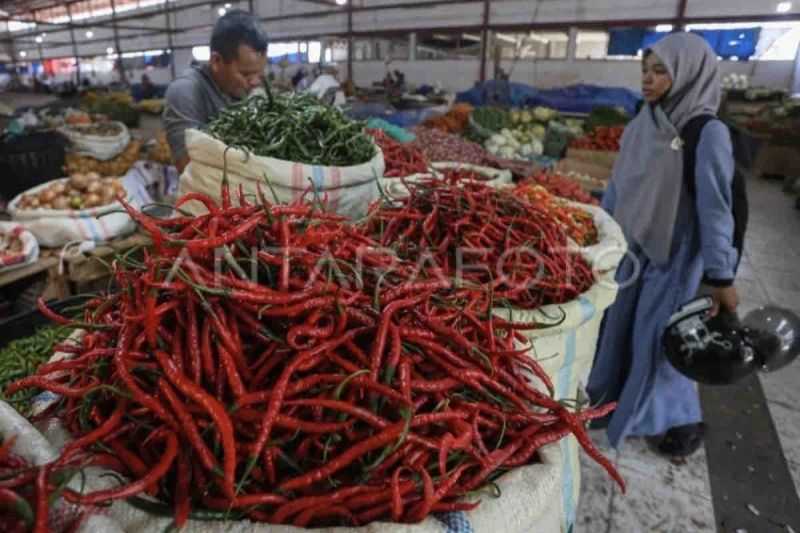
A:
0,131,67,202
0,295,90,350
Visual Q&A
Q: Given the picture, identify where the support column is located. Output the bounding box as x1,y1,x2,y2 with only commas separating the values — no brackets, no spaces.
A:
676,0,688,31
346,2,354,82
567,26,577,62
108,0,127,85
792,39,800,94
409,32,417,61
479,0,490,82
165,6,176,81
65,4,81,85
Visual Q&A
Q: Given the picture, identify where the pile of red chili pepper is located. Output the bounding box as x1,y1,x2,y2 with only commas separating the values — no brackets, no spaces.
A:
440,167,497,183
367,178,595,311
514,183,599,247
0,433,83,533
569,126,624,152
4,183,623,529
523,171,599,205
368,129,430,178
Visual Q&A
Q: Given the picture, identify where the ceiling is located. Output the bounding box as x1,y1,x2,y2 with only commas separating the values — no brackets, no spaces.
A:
0,0,61,17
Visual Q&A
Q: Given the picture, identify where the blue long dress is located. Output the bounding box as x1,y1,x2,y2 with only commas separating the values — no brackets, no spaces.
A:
587,120,740,448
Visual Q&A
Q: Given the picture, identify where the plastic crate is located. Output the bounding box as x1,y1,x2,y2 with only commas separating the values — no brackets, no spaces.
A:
0,295,90,350
0,131,67,202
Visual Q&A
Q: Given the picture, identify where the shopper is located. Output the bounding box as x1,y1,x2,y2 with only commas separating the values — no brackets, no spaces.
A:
306,63,343,104
162,9,268,173
587,33,739,457
140,74,157,100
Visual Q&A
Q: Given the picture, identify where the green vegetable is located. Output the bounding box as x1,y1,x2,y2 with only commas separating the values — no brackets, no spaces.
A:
207,92,377,167
0,325,73,413
471,107,511,134
586,106,630,131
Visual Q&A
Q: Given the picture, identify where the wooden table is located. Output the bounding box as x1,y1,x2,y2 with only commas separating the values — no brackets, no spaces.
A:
0,232,151,300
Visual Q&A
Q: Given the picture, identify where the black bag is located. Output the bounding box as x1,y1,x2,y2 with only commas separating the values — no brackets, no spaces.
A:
681,115,749,268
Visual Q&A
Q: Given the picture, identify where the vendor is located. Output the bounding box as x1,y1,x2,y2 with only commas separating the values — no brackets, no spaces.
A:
162,9,268,173
587,33,740,457
140,74,157,100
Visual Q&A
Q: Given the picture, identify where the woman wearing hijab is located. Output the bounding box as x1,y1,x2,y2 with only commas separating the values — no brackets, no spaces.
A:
587,33,740,457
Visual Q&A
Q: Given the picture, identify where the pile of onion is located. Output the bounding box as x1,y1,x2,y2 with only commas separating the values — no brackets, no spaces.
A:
17,173,126,210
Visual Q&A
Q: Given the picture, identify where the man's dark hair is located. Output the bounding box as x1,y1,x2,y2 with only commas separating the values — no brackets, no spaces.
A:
210,9,268,62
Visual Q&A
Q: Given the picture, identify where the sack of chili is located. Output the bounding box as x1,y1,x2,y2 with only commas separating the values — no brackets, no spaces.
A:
179,128,385,219
4,183,624,533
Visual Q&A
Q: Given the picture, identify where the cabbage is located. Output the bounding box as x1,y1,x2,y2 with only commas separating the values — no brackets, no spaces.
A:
533,106,556,122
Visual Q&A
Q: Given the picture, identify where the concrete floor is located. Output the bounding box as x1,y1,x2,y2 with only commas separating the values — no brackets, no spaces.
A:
577,175,800,532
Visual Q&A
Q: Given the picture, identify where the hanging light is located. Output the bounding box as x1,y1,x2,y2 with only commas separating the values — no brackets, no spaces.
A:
224,2,231,7
35,36,43,43
86,30,94,38
19,51,27,58
218,7,226,16
335,0,347,5
776,2,792,13
107,47,115,55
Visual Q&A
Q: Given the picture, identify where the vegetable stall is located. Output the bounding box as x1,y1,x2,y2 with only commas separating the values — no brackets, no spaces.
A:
0,88,629,533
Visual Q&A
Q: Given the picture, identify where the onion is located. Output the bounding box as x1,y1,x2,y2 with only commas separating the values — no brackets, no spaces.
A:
70,173,90,191
86,180,104,194
39,189,58,203
100,189,115,205
53,197,71,210
51,182,67,195
84,193,102,208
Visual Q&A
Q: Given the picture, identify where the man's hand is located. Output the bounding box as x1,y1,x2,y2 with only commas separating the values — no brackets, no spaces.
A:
709,286,739,317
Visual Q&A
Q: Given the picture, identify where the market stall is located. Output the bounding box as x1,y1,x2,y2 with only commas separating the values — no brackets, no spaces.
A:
0,99,178,317
0,85,630,533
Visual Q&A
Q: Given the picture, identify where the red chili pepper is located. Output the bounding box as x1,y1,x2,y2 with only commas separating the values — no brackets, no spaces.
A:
152,350,237,499
32,466,49,533
65,431,178,505
174,450,191,528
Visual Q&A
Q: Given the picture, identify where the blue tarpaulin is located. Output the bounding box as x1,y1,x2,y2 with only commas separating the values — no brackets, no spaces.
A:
345,101,444,128
457,82,641,116
608,28,761,60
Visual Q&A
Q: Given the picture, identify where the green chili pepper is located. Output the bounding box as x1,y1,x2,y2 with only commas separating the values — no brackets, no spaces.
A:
207,92,376,167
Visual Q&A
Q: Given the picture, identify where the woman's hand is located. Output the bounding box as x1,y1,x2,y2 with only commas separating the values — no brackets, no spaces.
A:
709,286,739,316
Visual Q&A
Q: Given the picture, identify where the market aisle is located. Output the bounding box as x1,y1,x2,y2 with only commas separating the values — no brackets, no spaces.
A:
576,175,800,532
745,174,800,502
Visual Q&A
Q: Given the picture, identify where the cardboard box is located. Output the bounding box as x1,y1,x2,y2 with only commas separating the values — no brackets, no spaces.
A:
556,157,613,181
565,148,618,170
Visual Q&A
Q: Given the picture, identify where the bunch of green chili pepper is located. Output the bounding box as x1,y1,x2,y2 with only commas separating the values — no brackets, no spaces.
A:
207,92,377,167
0,326,72,412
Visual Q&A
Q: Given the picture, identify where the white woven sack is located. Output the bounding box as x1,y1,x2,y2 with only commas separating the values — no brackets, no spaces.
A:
0,221,39,272
486,207,627,531
59,121,131,161
8,179,137,247
430,162,512,189
179,129,385,220
1,391,566,533
4,326,574,533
